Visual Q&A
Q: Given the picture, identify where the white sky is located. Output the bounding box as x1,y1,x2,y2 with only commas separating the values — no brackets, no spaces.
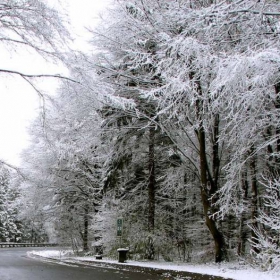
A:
0,0,110,166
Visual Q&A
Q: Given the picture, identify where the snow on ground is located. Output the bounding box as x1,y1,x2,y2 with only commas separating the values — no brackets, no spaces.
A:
30,249,280,280
30,250,71,259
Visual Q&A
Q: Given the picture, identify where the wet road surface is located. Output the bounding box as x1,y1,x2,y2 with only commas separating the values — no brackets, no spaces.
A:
0,247,232,280
0,248,165,280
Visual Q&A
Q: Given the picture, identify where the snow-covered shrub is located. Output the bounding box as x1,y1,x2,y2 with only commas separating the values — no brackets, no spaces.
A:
251,178,280,272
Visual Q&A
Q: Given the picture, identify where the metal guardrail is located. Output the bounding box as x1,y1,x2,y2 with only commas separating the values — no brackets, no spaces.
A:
0,243,58,248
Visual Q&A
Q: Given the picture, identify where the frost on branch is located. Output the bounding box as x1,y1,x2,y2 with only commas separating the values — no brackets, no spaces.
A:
0,0,69,57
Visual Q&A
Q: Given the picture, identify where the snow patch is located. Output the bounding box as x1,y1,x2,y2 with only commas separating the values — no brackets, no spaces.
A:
29,250,280,280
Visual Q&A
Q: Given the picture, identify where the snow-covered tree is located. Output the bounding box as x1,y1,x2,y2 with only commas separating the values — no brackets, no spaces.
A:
20,77,105,251
0,164,22,242
251,178,280,271
91,0,229,262
16,0,280,268
0,0,70,89
90,0,280,263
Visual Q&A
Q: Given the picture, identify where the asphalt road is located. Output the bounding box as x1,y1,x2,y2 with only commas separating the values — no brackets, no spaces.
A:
0,247,232,280
0,248,164,280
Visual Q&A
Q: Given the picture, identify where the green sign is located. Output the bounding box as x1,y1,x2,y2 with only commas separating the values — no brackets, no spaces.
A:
117,218,123,237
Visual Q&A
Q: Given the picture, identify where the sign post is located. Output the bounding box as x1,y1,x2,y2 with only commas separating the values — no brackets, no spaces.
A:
117,218,123,237
117,218,123,247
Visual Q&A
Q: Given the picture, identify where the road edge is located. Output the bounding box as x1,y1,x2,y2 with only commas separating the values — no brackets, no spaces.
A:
27,252,234,280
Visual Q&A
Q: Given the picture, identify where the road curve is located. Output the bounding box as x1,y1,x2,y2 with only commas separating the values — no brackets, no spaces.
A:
0,247,163,280
0,247,233,280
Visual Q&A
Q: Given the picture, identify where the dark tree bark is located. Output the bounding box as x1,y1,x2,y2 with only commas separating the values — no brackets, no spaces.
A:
237,169,249,256
148,125,156,232
275,83,280,155
146,124,156,260
83,205,89,252
273,83,280,200
212,114,220,188
191,71,227,263
249,145,259,254
198,124,228,262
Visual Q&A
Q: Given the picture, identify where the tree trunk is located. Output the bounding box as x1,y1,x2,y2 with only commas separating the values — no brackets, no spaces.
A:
198,125,228,262
146,124,156,260
191,70,227,263
249,146,259,254
83,205,89,252
237,169,249,256
275,83,280,155
212,114,220,188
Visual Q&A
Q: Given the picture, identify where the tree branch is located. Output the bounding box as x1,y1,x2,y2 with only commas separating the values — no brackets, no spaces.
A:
229,9,280,16
0,69,79,84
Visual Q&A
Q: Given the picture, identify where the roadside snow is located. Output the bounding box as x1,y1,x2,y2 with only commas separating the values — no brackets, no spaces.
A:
30,250,280,280
29,249,72,259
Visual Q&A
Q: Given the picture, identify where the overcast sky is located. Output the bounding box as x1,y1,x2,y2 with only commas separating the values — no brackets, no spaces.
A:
0,0,111,166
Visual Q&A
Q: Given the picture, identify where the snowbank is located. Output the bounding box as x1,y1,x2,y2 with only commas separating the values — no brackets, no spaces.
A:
30,250,280,280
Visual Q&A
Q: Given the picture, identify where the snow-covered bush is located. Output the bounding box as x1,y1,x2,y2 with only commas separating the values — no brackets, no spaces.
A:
251,178,280,272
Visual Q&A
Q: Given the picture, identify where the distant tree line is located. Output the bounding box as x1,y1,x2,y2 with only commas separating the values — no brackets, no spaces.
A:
0,163,48,243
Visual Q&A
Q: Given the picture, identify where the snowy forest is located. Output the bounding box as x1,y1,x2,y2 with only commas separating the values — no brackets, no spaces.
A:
1,0,280,273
